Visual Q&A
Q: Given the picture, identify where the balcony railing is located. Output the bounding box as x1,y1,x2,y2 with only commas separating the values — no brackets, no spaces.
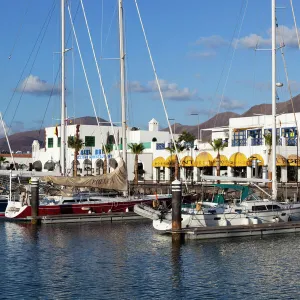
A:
251,138,263,146
287,138,298,146
232,139,247,147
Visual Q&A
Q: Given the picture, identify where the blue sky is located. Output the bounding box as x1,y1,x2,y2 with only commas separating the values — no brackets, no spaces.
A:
1,0,300,135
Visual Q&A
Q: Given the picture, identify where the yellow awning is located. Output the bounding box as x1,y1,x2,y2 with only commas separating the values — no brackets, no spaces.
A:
180,156,194,167
165,155,178,168
287,154,300,166
247,154,264,166
276,154,287,166
229,152,247,167
194,152,213,167
152,156,166,167
213,154,229,167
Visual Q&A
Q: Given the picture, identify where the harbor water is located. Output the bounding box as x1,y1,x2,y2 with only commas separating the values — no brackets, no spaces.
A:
1,220,300,299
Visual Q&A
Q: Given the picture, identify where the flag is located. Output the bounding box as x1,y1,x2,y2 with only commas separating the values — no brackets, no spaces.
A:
54,125,58,136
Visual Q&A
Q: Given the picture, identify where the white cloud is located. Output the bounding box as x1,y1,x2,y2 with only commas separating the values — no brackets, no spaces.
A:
128,79,202,101
195,35,228,48
235,26,300,49
17,75,61,96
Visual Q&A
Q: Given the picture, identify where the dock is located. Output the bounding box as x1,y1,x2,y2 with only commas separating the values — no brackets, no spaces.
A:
28,212,148,224
167,221,300,240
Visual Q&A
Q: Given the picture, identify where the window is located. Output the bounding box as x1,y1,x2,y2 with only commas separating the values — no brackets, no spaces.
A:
281,127,297,138
58,137,61,147
266,205,280,210
85,136,95,147
48,138,53,148
264,128,280,137
232,130,246,146
252,205,267,212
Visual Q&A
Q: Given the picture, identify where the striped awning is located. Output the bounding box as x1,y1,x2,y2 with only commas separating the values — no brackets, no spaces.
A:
229,152,247,167
213,155,229,167
152,156,166,167
194,152,213,167
247,154,264,166
180,156,194,167
287,154,300,166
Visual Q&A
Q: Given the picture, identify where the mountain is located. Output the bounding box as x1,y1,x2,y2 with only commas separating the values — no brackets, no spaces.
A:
0,116,110,152
1,95,300,151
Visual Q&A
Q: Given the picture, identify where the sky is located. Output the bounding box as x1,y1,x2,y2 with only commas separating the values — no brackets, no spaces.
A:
1,0,300,137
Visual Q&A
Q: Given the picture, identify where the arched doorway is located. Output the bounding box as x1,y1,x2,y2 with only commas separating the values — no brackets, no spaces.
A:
83,159,92,175
33,161,42,172
95,159,104,175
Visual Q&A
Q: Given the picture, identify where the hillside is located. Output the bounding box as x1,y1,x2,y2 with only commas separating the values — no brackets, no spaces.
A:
2,95,300,151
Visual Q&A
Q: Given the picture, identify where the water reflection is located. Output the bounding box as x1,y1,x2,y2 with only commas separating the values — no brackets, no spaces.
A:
1,222,300,299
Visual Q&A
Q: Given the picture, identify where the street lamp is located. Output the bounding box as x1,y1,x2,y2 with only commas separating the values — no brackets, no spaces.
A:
190,113,200,141
168,118,176,134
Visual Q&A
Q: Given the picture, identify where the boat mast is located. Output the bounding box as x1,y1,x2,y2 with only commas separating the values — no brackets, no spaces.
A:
60,0,66,176
271,0,277,199
118,0,127,167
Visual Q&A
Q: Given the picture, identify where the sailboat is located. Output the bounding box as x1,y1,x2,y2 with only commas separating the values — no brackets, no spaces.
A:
5,0,173,220
135,0,300,231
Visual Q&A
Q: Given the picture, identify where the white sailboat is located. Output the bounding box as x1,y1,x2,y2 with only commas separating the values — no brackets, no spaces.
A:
5,0,173,220
135,0,300,231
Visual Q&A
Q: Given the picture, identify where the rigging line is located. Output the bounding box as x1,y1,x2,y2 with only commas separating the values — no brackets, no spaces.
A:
3,0,57,120
209,0,247,125
8,0,32,60
134,0,188,191
214,0,249,128
8,2,57,132
290,0,300,49
67,4,108,156
100,0,104,55
102,2,117,57
80,0,120,155
38,1,81,135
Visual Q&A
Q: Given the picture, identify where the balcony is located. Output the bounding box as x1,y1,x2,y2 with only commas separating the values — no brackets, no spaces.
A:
232,139,247,147
286,138,298,146
251,138,263,146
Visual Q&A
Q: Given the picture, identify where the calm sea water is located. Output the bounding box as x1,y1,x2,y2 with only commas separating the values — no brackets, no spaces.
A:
0,220,300,300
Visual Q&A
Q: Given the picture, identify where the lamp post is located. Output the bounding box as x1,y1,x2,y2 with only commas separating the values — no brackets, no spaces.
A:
190,113,200,140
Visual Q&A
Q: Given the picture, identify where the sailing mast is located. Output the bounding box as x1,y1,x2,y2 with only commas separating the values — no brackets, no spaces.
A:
271,0,277,199
118,0,127,167
60,0,66,176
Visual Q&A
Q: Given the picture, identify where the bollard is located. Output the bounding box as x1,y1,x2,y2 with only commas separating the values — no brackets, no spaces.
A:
172,179,182,231
30,177,39,225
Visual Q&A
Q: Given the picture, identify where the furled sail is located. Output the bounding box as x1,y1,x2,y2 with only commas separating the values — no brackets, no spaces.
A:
42,158,128,191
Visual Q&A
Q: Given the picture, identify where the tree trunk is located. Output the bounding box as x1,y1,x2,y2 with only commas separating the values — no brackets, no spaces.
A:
103,157,107,174
267,149,272,189
134,154,138,185
217,151,220,184
175,154,179,180
73,149,78,177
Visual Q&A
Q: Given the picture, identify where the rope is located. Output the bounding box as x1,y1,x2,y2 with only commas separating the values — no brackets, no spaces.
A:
214,0,249,127
134,0,188,191
67,4,108,157
80,0,120,156
290,0,300,49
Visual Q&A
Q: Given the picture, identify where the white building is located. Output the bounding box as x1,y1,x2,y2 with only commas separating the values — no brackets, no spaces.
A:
31,118,179,181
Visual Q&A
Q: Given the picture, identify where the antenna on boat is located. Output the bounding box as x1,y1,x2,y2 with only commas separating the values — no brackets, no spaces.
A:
60,0,66,176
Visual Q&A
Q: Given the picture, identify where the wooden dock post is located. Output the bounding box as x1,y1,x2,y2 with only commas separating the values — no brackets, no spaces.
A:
172,179,183,243
30,177,40,225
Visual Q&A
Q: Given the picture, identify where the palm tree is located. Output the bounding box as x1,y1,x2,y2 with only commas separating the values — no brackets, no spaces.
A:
210,139,226,179
165,141,185,181
68,136,84,176
102,144,113,174
264,133,273,182
178,130,195,144
0,156,8,169
128,143,145,184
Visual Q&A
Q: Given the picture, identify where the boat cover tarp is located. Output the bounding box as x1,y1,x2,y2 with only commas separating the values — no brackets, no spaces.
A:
42,158,128,191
